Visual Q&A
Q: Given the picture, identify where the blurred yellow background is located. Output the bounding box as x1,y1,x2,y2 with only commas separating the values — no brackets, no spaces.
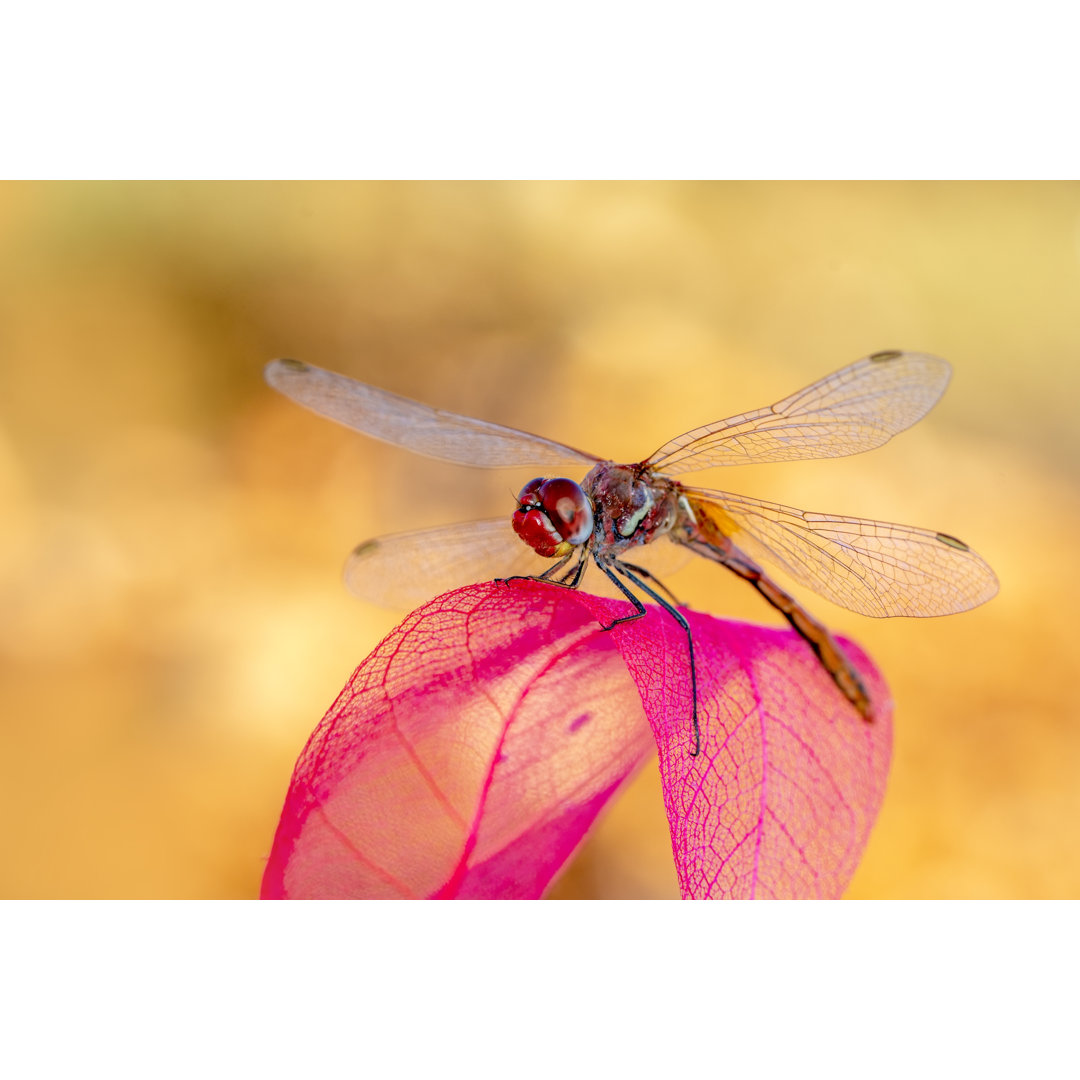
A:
0,181,1076,898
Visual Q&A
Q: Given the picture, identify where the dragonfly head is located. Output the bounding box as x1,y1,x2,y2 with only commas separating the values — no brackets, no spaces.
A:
512,477,594,558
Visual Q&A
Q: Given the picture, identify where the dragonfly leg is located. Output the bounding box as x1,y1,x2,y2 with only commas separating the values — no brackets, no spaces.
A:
497,551,573,587
497,546,589,590
555,546,591,588
593,560,648,629
618,560,684,607
689,541,871,719
596,559,701,758
535,551,575,582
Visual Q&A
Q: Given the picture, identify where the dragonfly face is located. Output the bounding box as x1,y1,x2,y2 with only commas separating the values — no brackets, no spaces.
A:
512,477,594,558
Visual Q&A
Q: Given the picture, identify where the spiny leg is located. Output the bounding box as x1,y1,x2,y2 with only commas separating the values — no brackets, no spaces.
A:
592,560,647,629
554,546,591,588
688,540,871,719
497,549,574,587
595,559,702,758
618,560,684,607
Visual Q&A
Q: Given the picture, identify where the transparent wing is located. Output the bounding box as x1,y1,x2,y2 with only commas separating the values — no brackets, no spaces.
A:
266,359,601,470
685,487,999,618
646,351,951,474
344,519,693,610
612,534,694,582
344,519,557,609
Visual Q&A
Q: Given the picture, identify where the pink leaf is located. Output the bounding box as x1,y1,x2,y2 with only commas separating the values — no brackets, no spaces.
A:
261,582,655,899
262,580,892,899
579,594,894,899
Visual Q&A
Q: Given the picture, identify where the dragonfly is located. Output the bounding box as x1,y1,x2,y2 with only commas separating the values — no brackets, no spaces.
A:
265,350,998,757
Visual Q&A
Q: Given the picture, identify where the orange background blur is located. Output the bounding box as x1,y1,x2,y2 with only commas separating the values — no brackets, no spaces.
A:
0,181,1076,898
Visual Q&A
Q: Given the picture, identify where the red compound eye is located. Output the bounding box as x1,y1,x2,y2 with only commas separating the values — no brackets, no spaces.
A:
512,476,594,557
513,476,561,556
538,478,593,544
516,477,545,505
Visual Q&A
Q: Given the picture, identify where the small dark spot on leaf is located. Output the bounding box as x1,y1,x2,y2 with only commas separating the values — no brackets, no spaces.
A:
935,531,969,551
568,712,591,734
869,349,903,362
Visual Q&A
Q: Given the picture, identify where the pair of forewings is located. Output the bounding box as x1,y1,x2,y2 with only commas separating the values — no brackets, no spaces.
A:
265,351,998,618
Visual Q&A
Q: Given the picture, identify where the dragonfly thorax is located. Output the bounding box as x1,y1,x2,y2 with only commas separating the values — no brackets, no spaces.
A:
512,477,595,558
580,462,681,554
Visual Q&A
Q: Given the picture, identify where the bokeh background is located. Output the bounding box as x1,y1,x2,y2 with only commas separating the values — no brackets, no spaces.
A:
0,181,1076,898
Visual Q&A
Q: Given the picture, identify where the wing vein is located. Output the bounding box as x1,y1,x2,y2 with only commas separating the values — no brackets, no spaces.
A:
686,488,999,618
647,351,952,474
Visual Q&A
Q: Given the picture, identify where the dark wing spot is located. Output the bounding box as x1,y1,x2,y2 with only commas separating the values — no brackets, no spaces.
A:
869,349,903,362
349,539,381,560
935,531,970,551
